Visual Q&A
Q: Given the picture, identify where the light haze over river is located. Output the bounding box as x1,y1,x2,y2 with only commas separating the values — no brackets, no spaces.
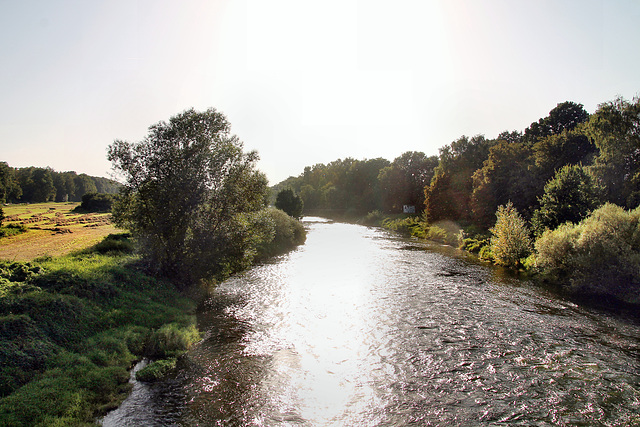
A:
103,217,640,426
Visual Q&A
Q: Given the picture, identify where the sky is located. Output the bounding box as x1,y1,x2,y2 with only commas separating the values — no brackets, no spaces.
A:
1,0,639,185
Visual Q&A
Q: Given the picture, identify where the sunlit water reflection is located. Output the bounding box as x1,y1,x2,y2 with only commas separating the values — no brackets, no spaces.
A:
103,217,640,426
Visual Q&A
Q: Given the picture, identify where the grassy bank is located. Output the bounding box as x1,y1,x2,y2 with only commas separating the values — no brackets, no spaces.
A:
0,205,307,425
0,235,200,426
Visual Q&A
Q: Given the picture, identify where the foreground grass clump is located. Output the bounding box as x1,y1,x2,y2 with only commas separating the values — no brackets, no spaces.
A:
0,235,200,426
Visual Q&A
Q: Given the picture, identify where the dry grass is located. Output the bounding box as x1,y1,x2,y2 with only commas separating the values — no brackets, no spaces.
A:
0,202,123,261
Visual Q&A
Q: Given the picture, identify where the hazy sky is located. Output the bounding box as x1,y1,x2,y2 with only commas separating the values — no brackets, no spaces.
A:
1,0,639,185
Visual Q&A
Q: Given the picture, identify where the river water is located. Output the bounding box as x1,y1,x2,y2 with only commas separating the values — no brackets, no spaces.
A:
103,217,640,426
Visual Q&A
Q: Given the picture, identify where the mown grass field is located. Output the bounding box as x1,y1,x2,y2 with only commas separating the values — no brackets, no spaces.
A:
0,203,120,261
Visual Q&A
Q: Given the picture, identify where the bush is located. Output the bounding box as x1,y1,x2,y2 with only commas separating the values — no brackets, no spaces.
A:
382,216,462,246
490,202,532,268
75,193,117,212
362,210,384,226
90,233,134,254
534,203,640,304
0,223,28,238
135,358,177,382
146,322,201,358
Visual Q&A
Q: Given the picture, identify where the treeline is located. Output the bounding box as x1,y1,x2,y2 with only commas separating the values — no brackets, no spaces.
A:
0,162,120,204
273,96,639,234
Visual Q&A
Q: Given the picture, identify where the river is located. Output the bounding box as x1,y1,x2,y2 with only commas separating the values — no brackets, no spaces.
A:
102,217,640,426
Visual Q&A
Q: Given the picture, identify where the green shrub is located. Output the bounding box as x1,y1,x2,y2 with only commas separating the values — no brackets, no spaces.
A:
135,358,177,382
362,210,384,226
0,261,43,283
0,314,60,396
90,233,134,254
382,216,421,236
534,203,640,304
490,202,532,268
249,208,306,261
146,322,201,358
0,223,27,238
75,193,117,212
382,216,462,246
427,220,463,246
461,237,490,254
479,245,494,262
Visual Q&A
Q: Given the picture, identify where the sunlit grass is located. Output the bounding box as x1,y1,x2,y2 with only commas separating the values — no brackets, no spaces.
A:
1,202,121,261
0,236,200,426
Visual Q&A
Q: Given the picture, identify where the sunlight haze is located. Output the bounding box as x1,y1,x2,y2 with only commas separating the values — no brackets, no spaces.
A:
1,0,638,184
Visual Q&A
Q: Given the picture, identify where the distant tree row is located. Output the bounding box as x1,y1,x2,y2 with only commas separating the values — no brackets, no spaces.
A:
0,162,120,204
273,96,640,235
271,152,439,216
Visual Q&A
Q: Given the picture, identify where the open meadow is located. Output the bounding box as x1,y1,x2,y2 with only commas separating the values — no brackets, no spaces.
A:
0,202,121,261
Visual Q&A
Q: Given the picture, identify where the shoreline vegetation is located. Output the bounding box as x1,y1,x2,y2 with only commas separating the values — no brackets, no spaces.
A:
0,108,308,426
274,96,640,313
0,210,306,426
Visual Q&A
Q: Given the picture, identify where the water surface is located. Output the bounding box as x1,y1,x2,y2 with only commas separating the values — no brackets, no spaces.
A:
103,217,640,426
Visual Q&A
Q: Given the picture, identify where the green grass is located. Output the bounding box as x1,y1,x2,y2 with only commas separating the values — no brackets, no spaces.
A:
0,236,201,426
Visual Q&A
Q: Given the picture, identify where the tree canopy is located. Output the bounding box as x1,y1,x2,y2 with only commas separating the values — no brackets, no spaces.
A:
275,188,304,219
109,108,269,284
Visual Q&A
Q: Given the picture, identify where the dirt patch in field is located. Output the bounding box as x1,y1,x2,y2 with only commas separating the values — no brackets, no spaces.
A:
0,203,124,261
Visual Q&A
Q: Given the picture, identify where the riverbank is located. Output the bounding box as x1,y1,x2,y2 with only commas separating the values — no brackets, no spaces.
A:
0,235,202,426
0,205,308,425
111,218,640,425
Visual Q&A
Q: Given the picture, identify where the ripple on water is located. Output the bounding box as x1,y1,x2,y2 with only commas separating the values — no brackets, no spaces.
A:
107,220,640,426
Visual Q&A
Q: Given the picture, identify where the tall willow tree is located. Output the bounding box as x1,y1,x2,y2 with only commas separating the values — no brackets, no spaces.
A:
108,108,269,285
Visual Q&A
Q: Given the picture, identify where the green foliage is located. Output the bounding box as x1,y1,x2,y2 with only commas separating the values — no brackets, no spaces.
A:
135,358,177,382
382,215,461,246
585,96,640,208
1,163,119,204
523,101,589,143
534,203,640,304
362,210,384,226
275,188,304,219
89,233,134,254
425,135,494,223
270,157,394,215
0,241,199,425
531,164,602,236
378,152,437,213
489,202,532,267
461,237,490,254
76,192,117,212
0,162,22,203
0,223,27,238
109,108,270,285
145,322,200,358
251,208,306,260
471,140,535,228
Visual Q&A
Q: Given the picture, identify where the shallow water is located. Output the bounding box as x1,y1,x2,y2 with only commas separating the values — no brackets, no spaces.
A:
103,217,640,426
